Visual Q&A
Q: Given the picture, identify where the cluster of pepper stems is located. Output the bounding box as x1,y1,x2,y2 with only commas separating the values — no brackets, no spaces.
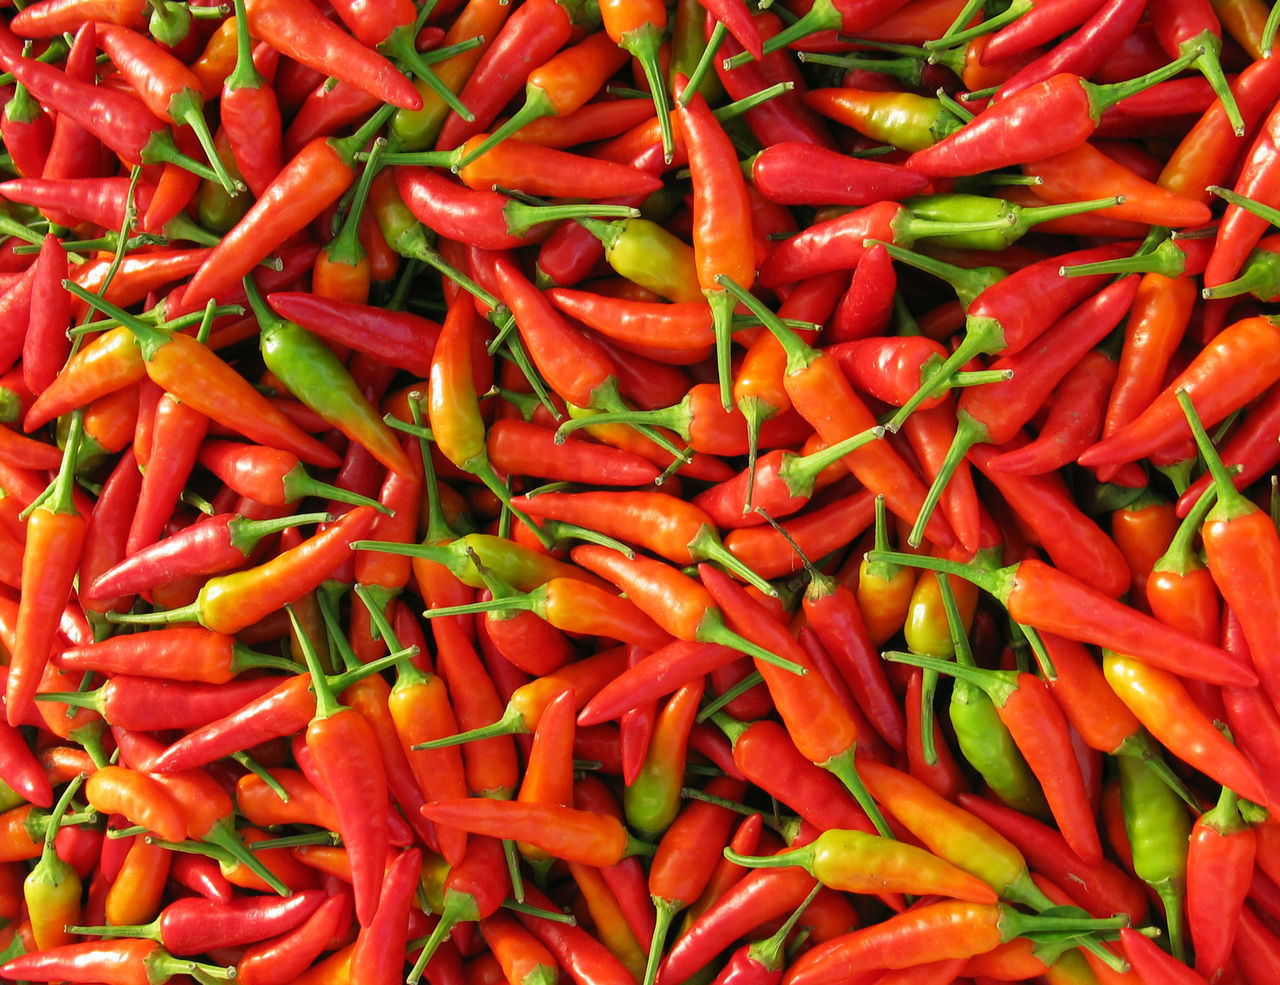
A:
1,0,1280,982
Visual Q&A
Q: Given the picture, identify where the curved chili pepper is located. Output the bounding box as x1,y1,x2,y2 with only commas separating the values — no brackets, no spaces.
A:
786,898,1126,985
566,545,815,684
516,882,637,985
235,893,352,985
1080,315,1280,470
1159,51,1280,202
1024,141,1213,228
991,0,1151,102
240,0,418,112
514,685,577,867
905,274,1139,547
892,646,1104,864
56,287,340,470
1102,648,1269,807
623,679,703,839
865,539,1256,686
8,0,144,36
641,775,748,985
731,825,998,903
246,282,412,477
518,490,773,595
698,563,892,838
94,23,236,192
74,887,328,957
414,651,626,780
172,104,391,316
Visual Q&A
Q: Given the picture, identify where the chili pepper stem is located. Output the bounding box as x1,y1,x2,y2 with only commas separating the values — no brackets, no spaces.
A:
169,89,243,194
412,701,531,749
379,28,476,122
725,0,838,69
822,749,894,840
637,26,678,155
641,898,680,985
681,21,726,106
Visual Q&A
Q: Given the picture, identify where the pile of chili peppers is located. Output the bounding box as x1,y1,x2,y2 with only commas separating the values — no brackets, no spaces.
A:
2,0,1280,983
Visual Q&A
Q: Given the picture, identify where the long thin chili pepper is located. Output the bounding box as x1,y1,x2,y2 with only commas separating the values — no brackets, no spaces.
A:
6,411,83,726
106,505,377,636
56,286,339,469
172,106,393,316
0,24,222,184
907,53,1205,177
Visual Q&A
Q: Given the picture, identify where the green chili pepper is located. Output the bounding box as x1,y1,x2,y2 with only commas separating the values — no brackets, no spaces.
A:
1117,751,1192,962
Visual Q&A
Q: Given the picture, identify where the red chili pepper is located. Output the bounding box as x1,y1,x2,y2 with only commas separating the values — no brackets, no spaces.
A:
657,836,821,985
516,883,637,985
236,893,352,985
0,935,235,984
991,0,1151,103
0,73,49,178
6,413,84,726
420,797,643,868
173,106,391,316
47,675,285,734
1159,51,1280,202
8,0,145,35
786,900,1124,985
0,28,221,186
240,0,419,112
94,23,236,191
1080,316,1280,470
865,537,1256,687
905,274,1139,547
1185,785,1256,981
1102,649,1269,806
957,793,1149,923
907,58,1204,177
106,505,377,636
21,234,70,397
410,834,510,981
1023,141,1213,228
